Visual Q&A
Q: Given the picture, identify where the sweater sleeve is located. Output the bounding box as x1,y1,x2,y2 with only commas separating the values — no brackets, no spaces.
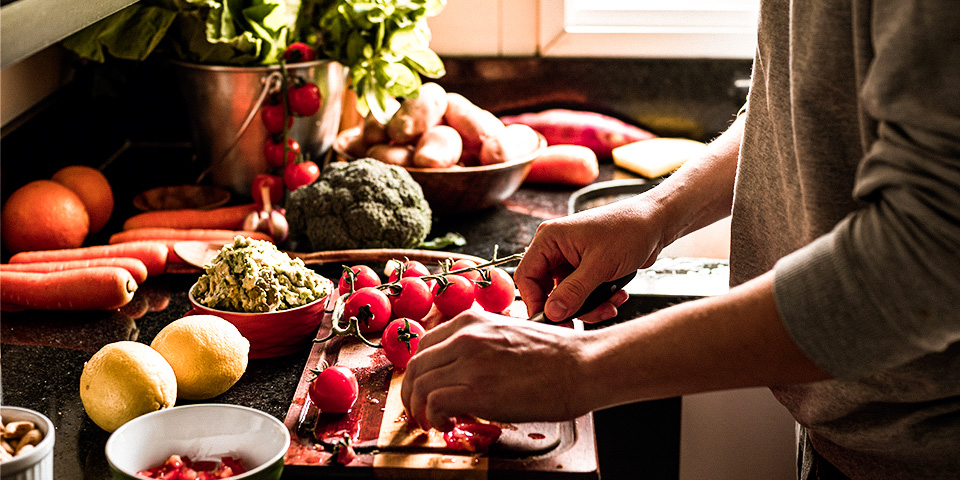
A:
772,1,960,379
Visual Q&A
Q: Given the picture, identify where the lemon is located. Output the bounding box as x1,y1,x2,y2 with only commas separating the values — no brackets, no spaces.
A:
150,315,250,400
80,341,177,432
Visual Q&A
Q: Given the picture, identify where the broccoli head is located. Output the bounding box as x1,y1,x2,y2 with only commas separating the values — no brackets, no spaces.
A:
286,158,433,251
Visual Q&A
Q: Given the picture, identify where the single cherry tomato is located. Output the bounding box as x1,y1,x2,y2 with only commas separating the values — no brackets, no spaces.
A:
386,277,433,321
474,267,516,313
263,136,301,168
443,422,503,452
251,173,284,207
338,264,382,294
260,99,293,134
432,275,475,317
283,42,317,63
387,259,430,283
287,80,322,117
283,160,320,191
343,287,392,333
381,318,426,368
450,259,481,282
308,365,359,413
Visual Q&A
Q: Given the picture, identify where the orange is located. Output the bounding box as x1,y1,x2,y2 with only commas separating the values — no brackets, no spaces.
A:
1,180,90,254
52,165,114,234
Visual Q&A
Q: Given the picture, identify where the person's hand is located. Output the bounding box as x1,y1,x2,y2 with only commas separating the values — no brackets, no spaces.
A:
400,310,593,431
516,198,664,323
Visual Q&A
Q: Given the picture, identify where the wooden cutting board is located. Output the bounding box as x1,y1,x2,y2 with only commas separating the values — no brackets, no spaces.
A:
284,298,568,472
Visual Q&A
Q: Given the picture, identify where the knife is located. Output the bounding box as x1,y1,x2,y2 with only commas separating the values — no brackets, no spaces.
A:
527,271,637,323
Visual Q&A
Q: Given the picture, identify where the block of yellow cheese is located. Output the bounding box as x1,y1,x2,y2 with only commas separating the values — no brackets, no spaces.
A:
612,138,708,178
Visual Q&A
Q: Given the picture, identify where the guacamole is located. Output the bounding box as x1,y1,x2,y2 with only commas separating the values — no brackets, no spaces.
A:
192,237,330,312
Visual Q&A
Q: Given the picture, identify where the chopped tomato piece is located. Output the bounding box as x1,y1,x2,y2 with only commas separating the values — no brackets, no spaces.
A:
443,422,503,452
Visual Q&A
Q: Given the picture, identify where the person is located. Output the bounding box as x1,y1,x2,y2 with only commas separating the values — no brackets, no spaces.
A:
401,1,960,478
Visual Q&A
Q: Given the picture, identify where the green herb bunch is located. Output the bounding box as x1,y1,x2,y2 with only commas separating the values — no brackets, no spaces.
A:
62,0,446,122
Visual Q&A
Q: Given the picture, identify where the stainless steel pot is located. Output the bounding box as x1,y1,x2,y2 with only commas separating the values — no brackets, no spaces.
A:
173,60,347,195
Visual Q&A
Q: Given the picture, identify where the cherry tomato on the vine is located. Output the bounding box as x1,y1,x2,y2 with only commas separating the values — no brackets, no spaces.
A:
287,80,322,117
264,136,301,168
308,365,358,414
260,99,293,134
381,318,426,369
386,276,433,321
251,174,284,207
387,260,430,283
343,287,392,333
338,265,382,294
450,259,481,282
283,42,317,63
432,275,475,317
283,160,320,191
474,267,516,313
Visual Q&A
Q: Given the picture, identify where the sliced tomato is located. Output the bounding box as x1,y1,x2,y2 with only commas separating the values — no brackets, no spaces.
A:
443,422,503,452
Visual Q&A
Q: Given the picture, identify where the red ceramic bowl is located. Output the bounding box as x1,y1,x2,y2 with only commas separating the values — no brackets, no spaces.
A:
187,281,332,359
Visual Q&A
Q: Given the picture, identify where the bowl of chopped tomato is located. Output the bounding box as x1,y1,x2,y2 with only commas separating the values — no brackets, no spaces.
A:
105,404,289,480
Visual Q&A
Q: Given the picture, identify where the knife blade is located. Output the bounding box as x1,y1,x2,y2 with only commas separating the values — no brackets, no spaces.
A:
528,270,638,323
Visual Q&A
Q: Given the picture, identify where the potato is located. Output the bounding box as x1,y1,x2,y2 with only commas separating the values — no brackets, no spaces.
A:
367,144,415,167
524,144,599,186
413,125,463,168
479,124,541,165
341,128,368,159
443,93,505,159
387,82,448,144
360,113,389,146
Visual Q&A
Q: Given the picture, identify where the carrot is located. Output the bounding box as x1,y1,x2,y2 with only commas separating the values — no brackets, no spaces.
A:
0,258,149,283
109,228,274,245
108,229,273,265
524,144,600,186
0,267,137,310
9,242,168,277
122,203,258,231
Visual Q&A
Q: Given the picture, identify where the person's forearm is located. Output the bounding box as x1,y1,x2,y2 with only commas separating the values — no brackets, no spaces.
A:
574,270,832,412
642,115,744,249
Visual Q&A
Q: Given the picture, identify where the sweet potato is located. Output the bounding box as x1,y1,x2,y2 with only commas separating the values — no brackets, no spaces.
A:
499,109,656,159
524,144,600,186
368,143,415,167
479,124,541,165
387,82,448,144
443,93,505,161
413,125,463,168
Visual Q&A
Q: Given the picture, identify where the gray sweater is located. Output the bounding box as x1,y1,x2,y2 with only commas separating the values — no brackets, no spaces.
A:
732,1,960,478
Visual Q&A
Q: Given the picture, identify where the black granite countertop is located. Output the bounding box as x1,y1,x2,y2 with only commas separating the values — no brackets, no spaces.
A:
0,154,684,479
0,55,752,479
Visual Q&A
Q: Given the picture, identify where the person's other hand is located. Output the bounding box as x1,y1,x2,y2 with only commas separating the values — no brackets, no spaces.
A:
516,198,663,323
400,310,593,431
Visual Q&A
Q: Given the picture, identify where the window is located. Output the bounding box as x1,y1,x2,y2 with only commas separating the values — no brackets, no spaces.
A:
539,0,759,58
428,0,758,58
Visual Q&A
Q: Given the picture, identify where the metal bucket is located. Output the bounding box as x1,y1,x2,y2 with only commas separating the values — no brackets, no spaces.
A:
172,60,347,195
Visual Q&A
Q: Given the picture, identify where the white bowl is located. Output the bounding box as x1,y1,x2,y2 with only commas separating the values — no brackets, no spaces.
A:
0,406,55,480
105,404,290,480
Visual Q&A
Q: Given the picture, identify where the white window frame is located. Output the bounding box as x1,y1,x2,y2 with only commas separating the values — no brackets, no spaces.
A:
537,0,759,58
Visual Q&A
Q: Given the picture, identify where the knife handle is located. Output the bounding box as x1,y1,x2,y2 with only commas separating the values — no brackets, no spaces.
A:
531,271,637,323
